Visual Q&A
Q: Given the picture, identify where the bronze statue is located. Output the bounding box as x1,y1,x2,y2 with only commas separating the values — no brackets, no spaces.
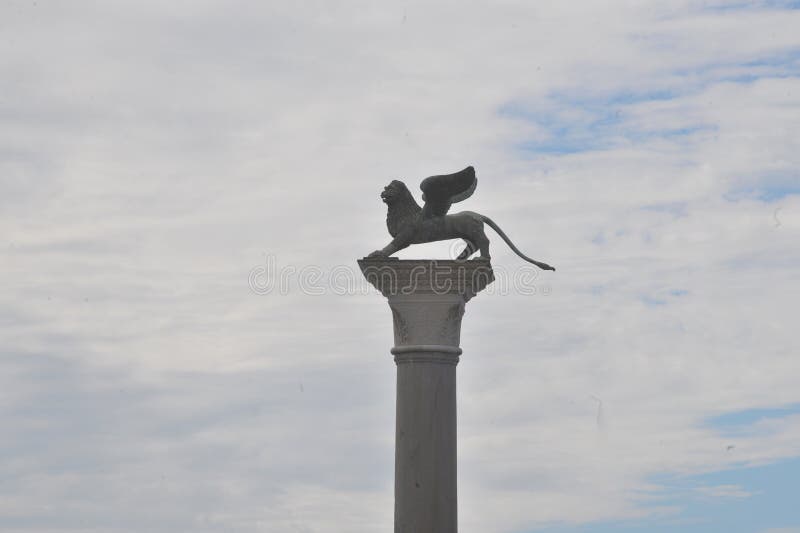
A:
367,166,556,271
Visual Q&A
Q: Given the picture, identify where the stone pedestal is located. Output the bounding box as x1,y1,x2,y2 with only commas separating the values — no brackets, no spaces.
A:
358,258,494,533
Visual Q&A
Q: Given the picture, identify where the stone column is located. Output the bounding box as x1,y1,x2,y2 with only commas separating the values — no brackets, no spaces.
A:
358,258,494,533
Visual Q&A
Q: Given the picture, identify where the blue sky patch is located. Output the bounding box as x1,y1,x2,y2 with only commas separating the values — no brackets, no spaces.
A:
725,184,800,203
641,295,668,306
528,457,800,533
700,1,800,12
499,91,717,156
705,404,800,434
501,45,799,157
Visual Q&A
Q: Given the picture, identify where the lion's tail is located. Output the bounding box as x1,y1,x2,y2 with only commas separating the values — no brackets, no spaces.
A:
481,216,556,271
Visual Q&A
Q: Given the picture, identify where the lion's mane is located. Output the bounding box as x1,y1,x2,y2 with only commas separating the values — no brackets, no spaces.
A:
384,181,421,238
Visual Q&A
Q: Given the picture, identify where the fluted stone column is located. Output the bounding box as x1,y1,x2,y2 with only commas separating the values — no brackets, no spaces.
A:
358,258,494,533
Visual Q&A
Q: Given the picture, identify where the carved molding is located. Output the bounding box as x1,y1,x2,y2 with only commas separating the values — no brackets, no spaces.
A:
361,259,491,361
358,259,494,301
391,305,409,345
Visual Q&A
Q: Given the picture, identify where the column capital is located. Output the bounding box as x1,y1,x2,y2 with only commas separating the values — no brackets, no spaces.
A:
359,259,494,361
357,258,494,301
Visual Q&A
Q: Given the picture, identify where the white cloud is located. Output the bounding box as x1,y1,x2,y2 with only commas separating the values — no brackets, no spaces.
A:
693,484,755,499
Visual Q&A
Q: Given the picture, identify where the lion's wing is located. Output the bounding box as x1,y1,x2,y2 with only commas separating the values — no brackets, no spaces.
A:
419,166,477,218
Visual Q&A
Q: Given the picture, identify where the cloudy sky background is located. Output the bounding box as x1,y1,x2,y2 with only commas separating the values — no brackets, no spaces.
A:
2,1,800,531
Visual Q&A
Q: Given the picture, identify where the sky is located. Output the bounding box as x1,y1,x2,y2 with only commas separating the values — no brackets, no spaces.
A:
1,1,799,532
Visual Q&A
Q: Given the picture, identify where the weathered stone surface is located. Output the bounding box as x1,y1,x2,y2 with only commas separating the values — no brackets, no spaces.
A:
359,259,493,533
394,357,457,533
358,258,494,301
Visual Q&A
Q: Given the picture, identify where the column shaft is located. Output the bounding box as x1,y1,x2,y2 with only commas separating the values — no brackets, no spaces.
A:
395,354,458,533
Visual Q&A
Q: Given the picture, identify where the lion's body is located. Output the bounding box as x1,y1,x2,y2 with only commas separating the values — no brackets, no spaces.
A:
374,180,487,258
369,180,556,270
406,211,487,246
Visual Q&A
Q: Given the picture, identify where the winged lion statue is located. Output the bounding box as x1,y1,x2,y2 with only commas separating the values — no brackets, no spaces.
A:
366,166,555,271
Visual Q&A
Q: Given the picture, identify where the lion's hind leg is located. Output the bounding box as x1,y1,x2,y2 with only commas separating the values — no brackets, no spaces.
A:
456,239,476,261
476,230,491,260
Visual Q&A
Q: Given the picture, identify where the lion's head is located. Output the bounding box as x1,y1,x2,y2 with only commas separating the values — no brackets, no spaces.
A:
380,180,421,237
380,180,413,205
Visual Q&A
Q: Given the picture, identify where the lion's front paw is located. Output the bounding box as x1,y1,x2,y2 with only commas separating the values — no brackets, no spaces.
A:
367,250,388,258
